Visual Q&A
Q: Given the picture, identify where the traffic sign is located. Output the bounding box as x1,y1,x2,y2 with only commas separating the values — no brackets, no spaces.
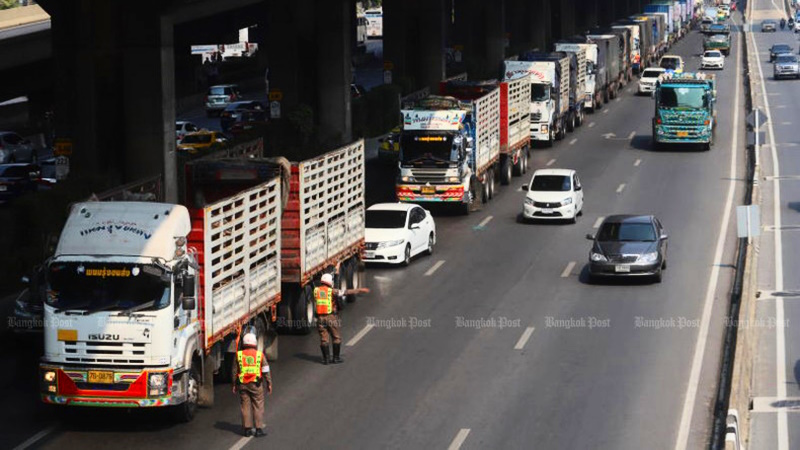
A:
53,138,73,156
270,100,281,119
268,90,283,102
746,109,767,129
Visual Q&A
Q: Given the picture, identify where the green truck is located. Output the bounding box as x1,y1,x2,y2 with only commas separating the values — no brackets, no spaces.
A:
652,72,716,151
703,33,731,56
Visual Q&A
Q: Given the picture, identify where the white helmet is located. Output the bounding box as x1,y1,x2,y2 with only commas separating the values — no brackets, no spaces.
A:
243,333,257,347
321,273,334,286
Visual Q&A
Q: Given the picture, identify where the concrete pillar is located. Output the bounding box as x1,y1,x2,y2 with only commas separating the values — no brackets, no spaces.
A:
267,0,316,113
410,0,446,91
551,0,576,40
452,0,505,80
578,0,600,32
314,0,352,145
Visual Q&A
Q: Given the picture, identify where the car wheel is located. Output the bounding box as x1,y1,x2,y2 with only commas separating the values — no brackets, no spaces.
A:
426,233,434,256
653,269,663,283
662,258,667,270
402,244,411,266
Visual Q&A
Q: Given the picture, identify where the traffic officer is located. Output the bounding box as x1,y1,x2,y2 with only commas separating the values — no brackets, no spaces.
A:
232,332,272,437
315,273,344,365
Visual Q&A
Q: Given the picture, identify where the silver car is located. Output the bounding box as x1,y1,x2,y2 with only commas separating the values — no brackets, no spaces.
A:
0,131,35,163
762,20,777,32
774,54,800,79
204,84,241,117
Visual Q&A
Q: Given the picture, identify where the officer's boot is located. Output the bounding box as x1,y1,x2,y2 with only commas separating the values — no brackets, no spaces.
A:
320,345,330,365
332,343,343,364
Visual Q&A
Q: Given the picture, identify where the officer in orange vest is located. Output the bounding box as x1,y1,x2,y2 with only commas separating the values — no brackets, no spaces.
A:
232,332,272,437
315,273,345,365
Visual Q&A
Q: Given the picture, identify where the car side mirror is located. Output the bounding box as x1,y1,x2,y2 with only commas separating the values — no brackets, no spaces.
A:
660,234,669,240
575,186,582,191
182,274,195,297
521,185,529,191
410,223,420,230
586,233,595,240
182,296,196,311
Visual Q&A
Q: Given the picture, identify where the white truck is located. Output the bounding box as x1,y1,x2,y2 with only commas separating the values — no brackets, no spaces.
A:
555,42,600,111
504,54,570,146
38,141,365,420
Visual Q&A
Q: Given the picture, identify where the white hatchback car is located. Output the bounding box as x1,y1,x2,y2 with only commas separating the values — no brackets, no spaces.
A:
701,50,725,70
176,121,199,143
638,67,666,95
364,203,436,266
522,169,584,222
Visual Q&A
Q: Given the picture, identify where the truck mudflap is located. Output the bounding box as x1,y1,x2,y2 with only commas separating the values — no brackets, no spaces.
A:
396,184,465,202
41,367,177,407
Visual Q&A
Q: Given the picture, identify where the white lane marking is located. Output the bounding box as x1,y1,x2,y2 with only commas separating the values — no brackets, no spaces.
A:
780,121,792,125
228,436,252,450
514,326,536,350
448,429,471,450
593,217,604,229
569,138,578,145
346,323,375,347
675,24,742,450
634,158,642,167
12,425,58,450
616,183,626,193
478,216,494,228
751,397,800,413
546,158,556,166
603,109,609,114
560,261,576,278
615,97,622,102
628,131,636,140
425,260,445,276
373,276,391,281
588,122,596,128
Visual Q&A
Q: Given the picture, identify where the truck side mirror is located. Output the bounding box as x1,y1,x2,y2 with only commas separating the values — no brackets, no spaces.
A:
182,274,195,297
182,296,196,311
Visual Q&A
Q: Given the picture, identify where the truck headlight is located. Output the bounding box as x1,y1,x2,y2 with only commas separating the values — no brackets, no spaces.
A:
148,372,169,397
447,177,459,183
540,125,549,133
378,239,404,249
44,370,56,383
41,369,57,394
590,252,607,262
401,176,415,182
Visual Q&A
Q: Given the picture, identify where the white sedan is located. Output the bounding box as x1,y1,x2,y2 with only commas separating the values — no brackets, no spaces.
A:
364,203,436,266
638,67,665,95
522,169,584,223
176,121,199,143
701,50,725,70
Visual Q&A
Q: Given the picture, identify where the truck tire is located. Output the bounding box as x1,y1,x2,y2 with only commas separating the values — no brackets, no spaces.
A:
511,153,522,177
346,257,361,303
481,174,489,203
576,109,584,127
522,150,529,174
199,355,215,407
502,157,514,184
293,285,315,334
256,315,279,360
567,112,576,132
336,267,349,310
487,169,495,199
173,363,200,423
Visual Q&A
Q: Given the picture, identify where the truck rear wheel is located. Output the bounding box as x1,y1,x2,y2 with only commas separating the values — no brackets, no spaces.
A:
481,174,489,203
511,153,522,177
293,285,314,334
487,169,495,199
567,112,576,132
502,157,514,184
345,257,360,303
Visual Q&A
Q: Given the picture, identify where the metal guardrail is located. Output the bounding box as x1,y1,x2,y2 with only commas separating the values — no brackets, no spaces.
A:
93,174,163,202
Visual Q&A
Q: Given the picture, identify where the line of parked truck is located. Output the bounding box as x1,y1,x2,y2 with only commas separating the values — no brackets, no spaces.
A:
395,0,701,213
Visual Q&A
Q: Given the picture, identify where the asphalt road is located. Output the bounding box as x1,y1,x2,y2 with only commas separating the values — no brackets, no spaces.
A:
2,24,747,450
747,0,800,448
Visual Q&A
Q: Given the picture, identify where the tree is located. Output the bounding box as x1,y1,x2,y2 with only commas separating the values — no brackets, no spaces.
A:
0,0,20,10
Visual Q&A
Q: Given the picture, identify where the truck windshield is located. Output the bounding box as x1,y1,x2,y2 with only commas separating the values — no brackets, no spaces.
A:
46,262,170,312
531,84,550,102
400,132,457,164
658,86,708,110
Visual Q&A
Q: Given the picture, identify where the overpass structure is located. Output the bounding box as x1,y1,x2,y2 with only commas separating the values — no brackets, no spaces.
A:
2,0,655,201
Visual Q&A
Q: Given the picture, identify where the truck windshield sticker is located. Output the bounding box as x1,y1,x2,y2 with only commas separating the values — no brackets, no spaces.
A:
79,222,153,240
402,110,465,131
84,267,132,278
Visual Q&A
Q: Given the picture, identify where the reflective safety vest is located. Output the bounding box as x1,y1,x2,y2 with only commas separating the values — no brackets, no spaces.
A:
237,349,261,384
314,286,333,315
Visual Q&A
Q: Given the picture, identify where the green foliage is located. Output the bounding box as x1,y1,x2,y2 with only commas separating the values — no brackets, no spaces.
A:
0,0,20,11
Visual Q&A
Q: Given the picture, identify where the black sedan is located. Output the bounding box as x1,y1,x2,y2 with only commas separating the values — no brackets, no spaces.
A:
220,100,264,132
586,215,668,283
769,44,793,62
0,163,41,204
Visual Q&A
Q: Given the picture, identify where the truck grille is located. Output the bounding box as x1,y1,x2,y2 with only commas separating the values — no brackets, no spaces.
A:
531,112,542,121
63,341,147,365
410,168,449,184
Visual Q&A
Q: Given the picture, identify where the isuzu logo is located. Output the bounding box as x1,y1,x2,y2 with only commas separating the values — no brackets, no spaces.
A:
88,333,120,341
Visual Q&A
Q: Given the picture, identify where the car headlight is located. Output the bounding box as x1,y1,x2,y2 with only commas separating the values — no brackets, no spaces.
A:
148,372,169,397
562,197,573,205
590,252,607,262
638,252,659,263
524,197,535,206
377,239,405,249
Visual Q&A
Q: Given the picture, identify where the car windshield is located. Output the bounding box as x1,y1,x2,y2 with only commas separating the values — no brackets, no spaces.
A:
530,175,570,191
366,210,407,228
773,45,791,52
182,134,213,144
660,58,680,70
175,123,183,131
705,52,722,58
209,87,231,95
777,55,798,63
0,165,34,178
46,262,170,312
658,86,708,109
597,222,657,242
531,84,550,102
641,69,663,79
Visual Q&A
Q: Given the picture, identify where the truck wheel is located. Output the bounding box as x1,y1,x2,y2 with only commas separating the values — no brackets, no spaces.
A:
199,355,215,407
481,175,489,203
488,169,495,199
510,153,522,178
293,285,314,334
567,112,576,132
576,109,584,127
502,157,514,183
174,364,199,423
335,269,349,311
603,88,610,104
522,150,529,174
346,257,361,303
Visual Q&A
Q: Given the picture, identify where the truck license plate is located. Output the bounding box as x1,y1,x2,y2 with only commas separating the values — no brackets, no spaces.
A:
677,131,689,137
615,265,631,273
88,371,114,384
421,186,435,194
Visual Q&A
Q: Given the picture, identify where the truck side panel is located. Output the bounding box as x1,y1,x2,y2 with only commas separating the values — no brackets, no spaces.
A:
500,75,531,154
472,88,501,176
283,140,365,285
190,178,282,352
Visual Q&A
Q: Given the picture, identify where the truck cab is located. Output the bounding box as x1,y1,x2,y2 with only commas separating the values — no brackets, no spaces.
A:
652,72,716,150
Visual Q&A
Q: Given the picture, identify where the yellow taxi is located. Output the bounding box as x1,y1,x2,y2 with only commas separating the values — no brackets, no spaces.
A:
177,130,228,154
